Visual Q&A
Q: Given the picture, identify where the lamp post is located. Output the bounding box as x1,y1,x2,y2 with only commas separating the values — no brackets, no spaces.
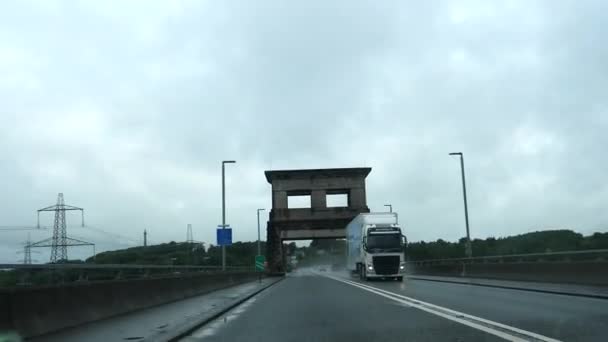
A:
257,209,265,256
449,152,472,258
222,160,236,270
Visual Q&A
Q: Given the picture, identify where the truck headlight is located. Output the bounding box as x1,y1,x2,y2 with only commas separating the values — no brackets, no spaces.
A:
367,265,373,271
399,263,405,270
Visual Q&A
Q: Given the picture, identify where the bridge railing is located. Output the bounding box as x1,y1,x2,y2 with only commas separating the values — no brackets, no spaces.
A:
405,249,608,285
407,248,608,266
0,263,254,287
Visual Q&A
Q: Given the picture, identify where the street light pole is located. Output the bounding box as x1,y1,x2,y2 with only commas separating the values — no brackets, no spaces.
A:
449,152,472,258
384,204,392,213
222,160,236,271
257,208,265,256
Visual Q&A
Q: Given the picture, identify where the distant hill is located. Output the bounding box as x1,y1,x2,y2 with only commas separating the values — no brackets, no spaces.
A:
407,230,608,261
87,241,266,266
85,230,608,265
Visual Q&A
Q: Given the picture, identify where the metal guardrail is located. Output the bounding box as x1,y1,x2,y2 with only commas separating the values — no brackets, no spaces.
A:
0,263,250,270
407,248,608,265
0,263,255,288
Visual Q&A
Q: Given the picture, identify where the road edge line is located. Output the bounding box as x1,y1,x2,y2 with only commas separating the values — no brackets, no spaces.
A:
165,277,284,342
407,276,608,300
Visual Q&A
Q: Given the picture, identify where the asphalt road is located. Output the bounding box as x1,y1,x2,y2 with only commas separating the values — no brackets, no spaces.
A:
181,270,608,342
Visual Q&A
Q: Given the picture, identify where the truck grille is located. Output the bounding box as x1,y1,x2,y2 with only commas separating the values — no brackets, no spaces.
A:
372,256,400,275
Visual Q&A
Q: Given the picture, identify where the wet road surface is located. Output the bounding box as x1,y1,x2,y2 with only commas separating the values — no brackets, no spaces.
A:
181,270,608,342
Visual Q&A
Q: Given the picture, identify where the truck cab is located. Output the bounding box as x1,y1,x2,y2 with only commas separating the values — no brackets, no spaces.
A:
360,226,406,280
346,213,407,281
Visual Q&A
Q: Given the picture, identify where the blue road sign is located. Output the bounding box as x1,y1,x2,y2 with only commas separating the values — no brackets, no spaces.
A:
217,228,232,246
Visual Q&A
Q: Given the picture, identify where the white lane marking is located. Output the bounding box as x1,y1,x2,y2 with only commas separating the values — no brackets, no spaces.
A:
334,277,559,341
326,276,527,342
323,274,562,342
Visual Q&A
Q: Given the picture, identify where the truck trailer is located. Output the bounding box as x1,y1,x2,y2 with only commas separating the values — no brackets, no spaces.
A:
346,212,406,281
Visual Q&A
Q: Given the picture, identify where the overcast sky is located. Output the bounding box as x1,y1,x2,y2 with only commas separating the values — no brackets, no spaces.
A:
1,0,607,262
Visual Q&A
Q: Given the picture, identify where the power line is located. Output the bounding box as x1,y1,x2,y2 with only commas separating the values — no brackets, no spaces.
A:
187,224,193,243
15,233,40,264
84,224,140,245
30,193,94,263
24,234,32,264
0,226,50,231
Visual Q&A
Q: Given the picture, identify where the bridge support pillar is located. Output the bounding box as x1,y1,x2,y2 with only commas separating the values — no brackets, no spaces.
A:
266,222,284,274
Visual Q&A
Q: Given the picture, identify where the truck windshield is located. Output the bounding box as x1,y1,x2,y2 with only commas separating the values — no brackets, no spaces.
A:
366,234,402,251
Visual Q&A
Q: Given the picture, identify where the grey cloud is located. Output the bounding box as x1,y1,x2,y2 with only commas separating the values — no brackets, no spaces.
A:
1,1,607,261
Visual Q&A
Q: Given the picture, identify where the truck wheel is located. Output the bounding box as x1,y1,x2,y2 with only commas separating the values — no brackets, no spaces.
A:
362,267,369,281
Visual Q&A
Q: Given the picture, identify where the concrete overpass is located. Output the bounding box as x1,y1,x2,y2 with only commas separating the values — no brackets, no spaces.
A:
2,249,608,341
2,164,608,341
264,168,371,274
6,255,607,342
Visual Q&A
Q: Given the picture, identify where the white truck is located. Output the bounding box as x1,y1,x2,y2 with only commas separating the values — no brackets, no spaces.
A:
346,212,406,281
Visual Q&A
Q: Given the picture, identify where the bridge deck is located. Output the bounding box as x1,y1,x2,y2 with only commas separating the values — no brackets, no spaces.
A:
181,271,608,342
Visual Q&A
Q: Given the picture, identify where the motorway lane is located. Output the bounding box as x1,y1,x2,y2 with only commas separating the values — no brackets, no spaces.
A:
181,270,608,342
181,272,505,342
345,273,608,342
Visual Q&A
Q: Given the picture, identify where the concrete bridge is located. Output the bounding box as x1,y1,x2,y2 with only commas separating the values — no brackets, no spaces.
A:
3,251,608,341
2,167,608,341
265,168,371,274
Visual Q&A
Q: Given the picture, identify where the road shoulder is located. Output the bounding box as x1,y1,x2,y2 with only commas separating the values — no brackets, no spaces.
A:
30,277,282,342
407,275,608,299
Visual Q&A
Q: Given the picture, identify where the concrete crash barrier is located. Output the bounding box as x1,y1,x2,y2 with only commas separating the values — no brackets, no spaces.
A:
407,261,608,286
0,271,258,339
